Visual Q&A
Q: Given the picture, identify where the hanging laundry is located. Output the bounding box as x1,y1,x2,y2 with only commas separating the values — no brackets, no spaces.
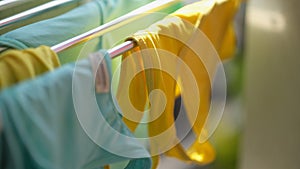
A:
0,0,113,64
0,0,158,64
116,0,241,168
102,0,184,93
0,50,151,169
0,46,60,90
102,0,183,49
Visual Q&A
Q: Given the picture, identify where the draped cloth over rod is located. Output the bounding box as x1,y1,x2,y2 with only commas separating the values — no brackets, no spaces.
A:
116,0,241,168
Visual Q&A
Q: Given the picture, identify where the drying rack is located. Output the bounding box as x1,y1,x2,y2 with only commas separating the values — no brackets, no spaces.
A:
0,0,82,28
0,0,183,58
50,0,182,58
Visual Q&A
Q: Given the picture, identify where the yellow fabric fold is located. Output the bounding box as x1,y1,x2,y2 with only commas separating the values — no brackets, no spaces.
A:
117,0,240,168
0,46,60,90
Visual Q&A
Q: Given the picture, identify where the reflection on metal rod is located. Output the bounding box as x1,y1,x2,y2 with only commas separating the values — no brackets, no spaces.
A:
0,0,77,28
108,41,136,59
0,0,19,7
51,0,179,53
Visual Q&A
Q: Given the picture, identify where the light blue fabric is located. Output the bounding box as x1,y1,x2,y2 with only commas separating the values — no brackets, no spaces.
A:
0,0,118,64
0,0,160,65
0,50,151,169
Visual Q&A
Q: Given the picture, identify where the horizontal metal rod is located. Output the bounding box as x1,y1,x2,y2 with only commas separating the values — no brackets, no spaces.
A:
0,0,79,28
0,0,18,7
51,0,179,53
108,41,136,59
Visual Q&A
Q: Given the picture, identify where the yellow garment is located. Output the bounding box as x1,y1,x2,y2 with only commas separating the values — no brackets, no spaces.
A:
117,0,240,168
0,46,60,90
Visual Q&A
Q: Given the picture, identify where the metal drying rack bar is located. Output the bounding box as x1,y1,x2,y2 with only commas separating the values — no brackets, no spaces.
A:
0,0,80,28
51,0,180,56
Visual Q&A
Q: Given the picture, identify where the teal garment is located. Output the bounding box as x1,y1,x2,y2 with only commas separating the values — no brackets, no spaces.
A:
0,0,118,64
0,50,151,169
0,0,160,64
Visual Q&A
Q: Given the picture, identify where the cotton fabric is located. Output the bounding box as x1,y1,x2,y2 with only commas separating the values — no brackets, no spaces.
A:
0,0,161,64
0,45,60,90
0,0,111,64
117,0,241,168
0,50,151,169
